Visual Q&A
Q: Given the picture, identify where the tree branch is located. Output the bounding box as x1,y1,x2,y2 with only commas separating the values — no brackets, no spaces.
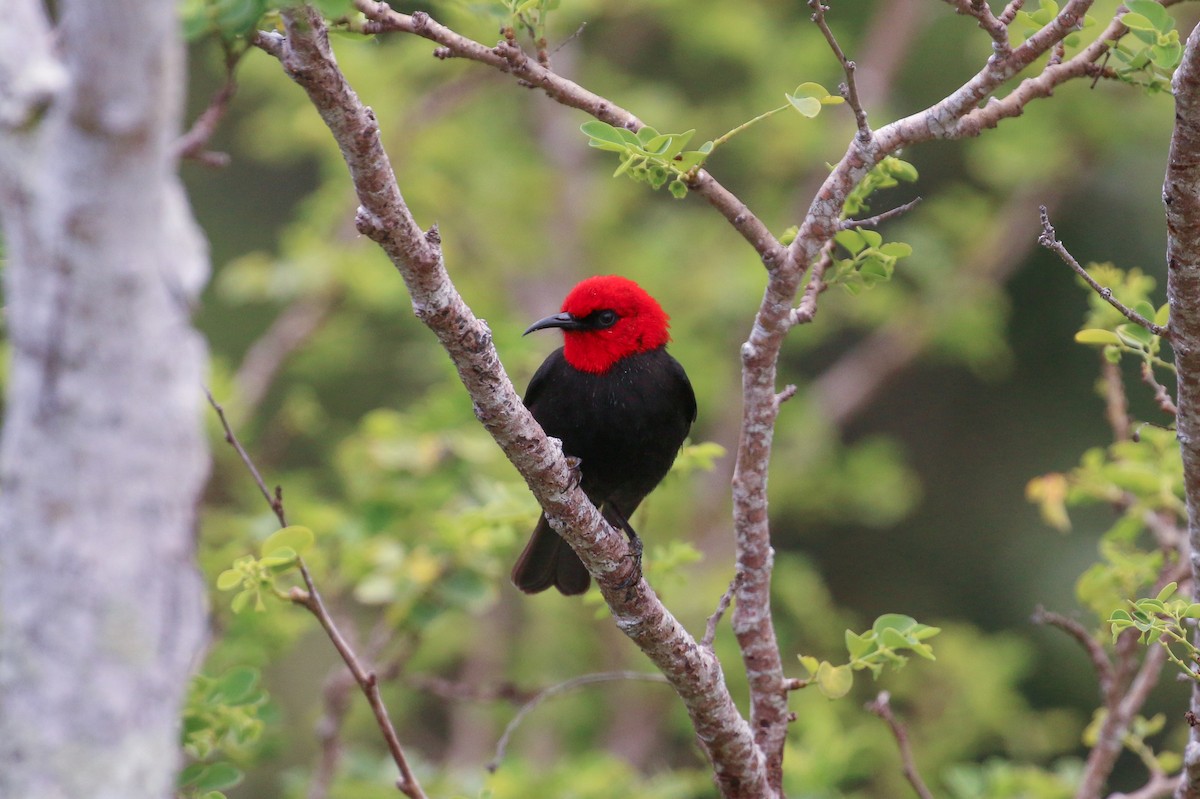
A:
809,0,870,139
1039,206,1171,337
867,692,936,799
1164,19,1200,799
352,1,786,269
205,387,428,799
258,8,769,796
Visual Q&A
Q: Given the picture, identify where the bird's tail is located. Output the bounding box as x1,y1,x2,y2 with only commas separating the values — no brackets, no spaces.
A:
510,514,591,595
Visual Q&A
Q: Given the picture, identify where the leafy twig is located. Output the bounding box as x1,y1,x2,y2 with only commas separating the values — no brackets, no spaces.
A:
204,387,429,799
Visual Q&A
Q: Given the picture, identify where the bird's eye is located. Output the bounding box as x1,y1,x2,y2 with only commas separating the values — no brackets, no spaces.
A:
594,310,619,329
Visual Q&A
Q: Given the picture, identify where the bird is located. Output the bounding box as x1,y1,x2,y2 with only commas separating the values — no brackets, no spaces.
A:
511,275,697,595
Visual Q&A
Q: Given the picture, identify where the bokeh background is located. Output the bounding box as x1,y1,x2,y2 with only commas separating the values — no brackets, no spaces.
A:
178,1,1199,795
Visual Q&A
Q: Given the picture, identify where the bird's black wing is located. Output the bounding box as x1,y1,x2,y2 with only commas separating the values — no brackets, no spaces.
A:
523,346,567,413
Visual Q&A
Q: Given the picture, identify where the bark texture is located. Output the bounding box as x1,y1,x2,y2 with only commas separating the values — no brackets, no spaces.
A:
1167,21,1200,799
0,2,210,797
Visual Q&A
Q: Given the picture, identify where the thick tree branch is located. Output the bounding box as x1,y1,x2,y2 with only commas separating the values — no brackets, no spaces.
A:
259,8,768,796
1165,20,1200,799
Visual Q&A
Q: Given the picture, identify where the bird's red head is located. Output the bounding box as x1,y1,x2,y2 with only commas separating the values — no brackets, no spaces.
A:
525,275,671,374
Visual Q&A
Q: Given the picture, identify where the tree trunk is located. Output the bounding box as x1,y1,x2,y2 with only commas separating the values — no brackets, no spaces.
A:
0,2,210,797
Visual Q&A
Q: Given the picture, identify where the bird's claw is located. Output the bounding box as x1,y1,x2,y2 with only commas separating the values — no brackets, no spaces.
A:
565,455,583,491
616,535,644,592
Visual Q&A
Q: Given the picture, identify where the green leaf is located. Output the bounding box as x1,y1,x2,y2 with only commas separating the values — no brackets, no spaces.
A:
194,762,244,792
216,569,244,591
581,120,628,147
1121,12,1156,31
1156,581,1179,602
835,229,866,255
815,661,854,699
1116,323,1154,348
1075,329,1122,345
872,613,917,633
845,629,873,660
1126,0,1172,30
786,94,822,118
214,667,260,704
798,654,820,677
262,525,314,557
879,242,913,258
1155,303,1171,326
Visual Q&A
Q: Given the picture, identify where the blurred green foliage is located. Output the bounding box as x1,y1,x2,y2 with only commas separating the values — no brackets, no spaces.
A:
160,0,1200,796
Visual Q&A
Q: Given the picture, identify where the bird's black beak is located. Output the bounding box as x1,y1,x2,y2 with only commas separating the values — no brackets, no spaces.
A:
524,312,584,336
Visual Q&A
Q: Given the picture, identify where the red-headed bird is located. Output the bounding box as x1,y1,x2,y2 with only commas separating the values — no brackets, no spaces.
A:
512,275,697,595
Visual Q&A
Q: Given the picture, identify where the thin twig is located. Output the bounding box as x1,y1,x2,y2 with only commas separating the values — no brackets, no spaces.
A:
487,671,671,772
944,0,1014,55
1039,206,1171,338
840,197,923,231
1032,606,1116,701
1102,358,1132,442
204,386,287,525
867,692,936,799
790,240,835,327
1141,362,1179,417
176,41,246,167
406,673,531,704
1105,770,1177,799
703,574,742,649
808,0,871,139
204,388,428,799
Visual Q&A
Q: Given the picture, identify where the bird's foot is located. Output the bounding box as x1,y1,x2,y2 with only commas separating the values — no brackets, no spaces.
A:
616,534,643,592
565,455,583,491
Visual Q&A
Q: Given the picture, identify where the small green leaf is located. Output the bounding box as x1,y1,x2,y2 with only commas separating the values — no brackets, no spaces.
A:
216,569,244,591
1116,323,1154,348
879,242,913,258
845,629,872,660
194,762,244,792
786,94,822,118
872,613,917,633
860,229,883,248
1121,12,1156,31
1125,0,1172,30
1075,329,1122,345
798,655,820,677
1156,581,1179,602
835,229,866,255
262,525,314,558
1155,303,1171,326
816,661,854,699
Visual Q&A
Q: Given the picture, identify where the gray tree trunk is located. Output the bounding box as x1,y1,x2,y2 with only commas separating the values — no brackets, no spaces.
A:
0,2,210,797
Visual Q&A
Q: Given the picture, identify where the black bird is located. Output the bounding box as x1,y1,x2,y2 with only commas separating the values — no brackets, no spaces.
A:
512,275,697,595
